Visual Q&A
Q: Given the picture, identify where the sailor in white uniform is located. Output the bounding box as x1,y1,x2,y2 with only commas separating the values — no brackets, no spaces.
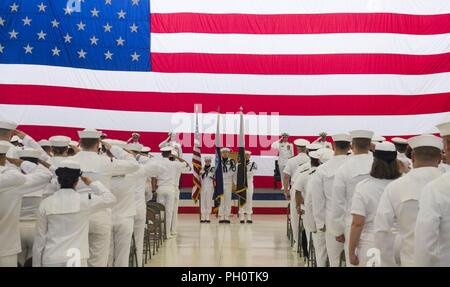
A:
0,142,52,267
283,139,310,248
330,130,374,266
47,136,72,167
70,128,139,267
374,135,443,267
239,151,257,223
33,161,116,267
200,156,215,223
391,137,412,173
218,148,236,224
38,140,52,157
159,132,183,158
312,132,333,149
310,134,350,266
348,142,401,267
271,133,294,189
414,121,450,267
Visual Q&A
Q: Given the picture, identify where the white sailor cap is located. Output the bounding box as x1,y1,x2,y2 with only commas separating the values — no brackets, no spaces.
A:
436,121,450,137
103,139,127,149
372,135,386,143
281,132,289,137
141,146,151,153
10,135,22,143
331,133,351,142
204,155,212,160
0,141,11,154
407,135,443,150
245,150,251,155
391,137,408,145
160,146,173,152
306,143,322,151
220,147,231,153
317,148,334,163
375,141,396,152
127,143,143,152
70,141,79,147
49,136,71,147
77,128,102,139
0,119,17,130
309,151,320,160
293,139,310,147
16,148,41,158
38,139,51,147
350,130,374,140
57,160,81,170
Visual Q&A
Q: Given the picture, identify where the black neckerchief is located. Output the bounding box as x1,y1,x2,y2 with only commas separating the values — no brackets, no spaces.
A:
222,158,236,172
202,165,213,179
246,160,256,172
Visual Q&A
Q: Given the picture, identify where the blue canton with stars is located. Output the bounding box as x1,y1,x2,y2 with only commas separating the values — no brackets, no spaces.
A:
0,0,150,71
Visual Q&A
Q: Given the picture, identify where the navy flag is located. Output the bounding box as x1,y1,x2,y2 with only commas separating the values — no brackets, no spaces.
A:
212,112,223,214
235,108,247,208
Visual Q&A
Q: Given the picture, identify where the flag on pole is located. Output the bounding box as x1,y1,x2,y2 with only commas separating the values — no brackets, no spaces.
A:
235,108,247,208
212,112,224,214
191,106,202,203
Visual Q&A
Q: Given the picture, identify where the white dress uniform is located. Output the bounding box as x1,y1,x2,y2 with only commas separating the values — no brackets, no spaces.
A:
158,135,183,158
0,160,52,267
271,139,294,188
330,151,373,266
415,173,450,266
439,163,450,173
70,134,140,267
200,165,215,221
218,157,237,220
284,151,310,245
33,179,116,267
154,156,190,237
375,167,442,267
239,159,257,217
171,159,191,235
350,177,394,267
310,154,348,266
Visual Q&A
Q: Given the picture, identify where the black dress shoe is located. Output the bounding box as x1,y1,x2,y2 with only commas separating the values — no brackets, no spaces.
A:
200,220,206,223
240,220,245,224
246,220,253,224
225,220,231,224
219,220,225,224
206,220,211,223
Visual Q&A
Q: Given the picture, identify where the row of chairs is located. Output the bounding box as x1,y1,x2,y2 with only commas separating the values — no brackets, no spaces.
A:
129,201,168,267
286,203,345,267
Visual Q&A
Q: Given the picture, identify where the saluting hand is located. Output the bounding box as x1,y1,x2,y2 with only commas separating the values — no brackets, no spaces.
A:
101,141,112,151
6,157,23,167
81,176,93,186
14,129,27,140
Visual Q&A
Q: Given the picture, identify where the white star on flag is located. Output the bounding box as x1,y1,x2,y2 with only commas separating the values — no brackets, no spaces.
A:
77,21,86,31
51,19,60,28
64,7,73,15
37,2,47,12
90,36,99,45
23,44,34,54
104,50,113,60
117,9,126,19
91,8,100,17
0,44,4,54
132,0,140,6
105,0,112,5
116,37,125,46
0,17,5,26
37,30,47,40
51,47,61,56
131,52,140,62
103,23,112,32
22,16,32,26
64,33,72,43
78,49,87,59
9,30,19,39
10,3,19,12
130,23,138,32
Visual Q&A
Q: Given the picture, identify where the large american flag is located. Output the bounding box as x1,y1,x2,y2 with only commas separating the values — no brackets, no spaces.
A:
1,0,450,188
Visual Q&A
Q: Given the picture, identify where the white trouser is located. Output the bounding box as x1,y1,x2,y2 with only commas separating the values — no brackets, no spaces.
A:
88,219,112,267
325,231,344,267
133,207,146,267
239,181,254,215
19,220,36,266
289,188,300,244
171,188,180,234
200,187,214,219
344,225,355,267
312,231,328,267
278,162,286,188
356,237,376,267
108,216,134,267
0,254,17,267
156,186,175,235
43,259,88,267
218,182,232,218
